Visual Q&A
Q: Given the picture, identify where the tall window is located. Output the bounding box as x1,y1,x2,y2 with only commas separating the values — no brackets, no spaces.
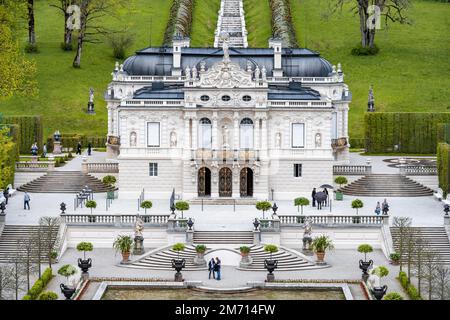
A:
240,118,254,149
291,123,305,148
294,164,302,177
147,122,160,147
198,118,212,149
331,113,338,139
149,163,158,176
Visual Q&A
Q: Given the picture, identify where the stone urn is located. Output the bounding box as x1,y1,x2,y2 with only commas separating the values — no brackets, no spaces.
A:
315,251,326,264
264,259,278,282
371,285,388,300
60,284,76,300
193,246,207,266
120,251,130,264
78,258,92,280
359,259,373,282
172,258,186,282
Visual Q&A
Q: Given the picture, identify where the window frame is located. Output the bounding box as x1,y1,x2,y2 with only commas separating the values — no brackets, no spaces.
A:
149,163,158,176
147,122,161,147
293,163,302,177
291,123,305,148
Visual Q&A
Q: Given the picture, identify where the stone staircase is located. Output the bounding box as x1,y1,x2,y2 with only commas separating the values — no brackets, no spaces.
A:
214,0,248,48
0,225,59,263
193,231,254,244
339,174,434,197
17,171,115,193
391,227,450,265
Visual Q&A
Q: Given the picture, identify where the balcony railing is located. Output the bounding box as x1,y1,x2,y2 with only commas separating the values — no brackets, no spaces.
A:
194,149,259,161
400,165,437,176
333,165,372,175
15,161,55,172
86,162,119,173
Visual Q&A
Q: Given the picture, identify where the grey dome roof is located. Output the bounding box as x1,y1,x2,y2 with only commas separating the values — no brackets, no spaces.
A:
123,47,333,77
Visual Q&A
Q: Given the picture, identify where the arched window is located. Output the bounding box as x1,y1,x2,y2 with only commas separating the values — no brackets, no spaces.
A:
198,118,212,149
240,118,254,149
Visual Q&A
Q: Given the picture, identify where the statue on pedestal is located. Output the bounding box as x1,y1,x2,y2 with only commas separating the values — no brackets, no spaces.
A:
367,85,375,112
302,217,313,255
133,214,145,255
87,87,95,114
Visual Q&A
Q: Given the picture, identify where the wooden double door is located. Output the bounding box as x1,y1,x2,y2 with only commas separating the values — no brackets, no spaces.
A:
240,167,253,197
218,167,232,197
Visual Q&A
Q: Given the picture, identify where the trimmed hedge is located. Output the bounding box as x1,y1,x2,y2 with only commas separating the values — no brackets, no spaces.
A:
23,268,53,300
46,133,107,152
0,127,19,188
1,116,43,154
437,123,450,144
437,142,450,197
349,137,365,149
398,271,422,300
364,113,450,153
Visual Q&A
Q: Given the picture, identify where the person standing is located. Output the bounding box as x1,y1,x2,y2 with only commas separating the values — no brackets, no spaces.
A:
323,188,329,206
382,199,389,215
215,257,221,280
77,142,82,155
87,143,92,156
375,201,381,215
43,143,47,157
3,187,9,205
311,188,317,207
31,142,38,156
24,192,31,210
208,258,215,280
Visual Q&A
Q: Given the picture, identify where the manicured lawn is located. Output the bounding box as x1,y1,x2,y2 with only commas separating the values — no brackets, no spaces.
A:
0,0,173,138
191,0,221,47
244,0,272,47
291,0,450,138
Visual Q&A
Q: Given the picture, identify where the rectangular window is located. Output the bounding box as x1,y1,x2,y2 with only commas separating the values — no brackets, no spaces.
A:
292,123,305,148
294,164,302,177
149,163,158,176
240,125,254,149
198,124,212,149
331,113,338,139
147,122,160,147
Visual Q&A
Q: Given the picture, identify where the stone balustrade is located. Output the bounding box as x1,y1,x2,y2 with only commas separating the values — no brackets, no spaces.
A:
400,165,437,176
270,214,389,228
15,161,55,172
333,165,371,175
62,213,173,227
86,162,119,173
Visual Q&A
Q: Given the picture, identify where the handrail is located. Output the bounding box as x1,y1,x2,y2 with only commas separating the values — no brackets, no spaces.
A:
277,214,388,226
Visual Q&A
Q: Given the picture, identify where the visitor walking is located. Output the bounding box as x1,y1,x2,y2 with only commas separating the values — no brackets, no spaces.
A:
208,258,215,279
375,201,381,215
76,142,82,155
87,143,92,156
3,187,9,205
214,257,221,280
23,192,31,210
382,199,389,215
31,142,38,156
323,188,329,206
311,188,316,207
43,144,47,157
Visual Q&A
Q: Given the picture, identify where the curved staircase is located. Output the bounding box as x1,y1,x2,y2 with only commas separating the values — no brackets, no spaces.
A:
17,171,115,193
339,174,433,197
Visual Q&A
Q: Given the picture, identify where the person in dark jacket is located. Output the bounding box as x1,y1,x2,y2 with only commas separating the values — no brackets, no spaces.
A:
87,143,92,156
3,188,9,205
208,258,215,279
214,257,221,280
311,188,317,207
76,142,82,155
323,188,329,206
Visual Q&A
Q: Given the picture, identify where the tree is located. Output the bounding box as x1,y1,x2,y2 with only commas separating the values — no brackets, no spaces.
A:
294,197,309,214
172,243,186,259
433,265,450,300
72,0,126,68
351,199,363,215
175,201,189,218
411,236,429,296
392,216,412,272
256,201,272,219
357,244,373,262
50,0,76,50
334,176,348,188
57,264,77,287
86,200,97,214
39,217,61,269
30,225,45,278
404,227,420,281
102,175,116,186
26,0,36,49
331,0,410,50
140,200,153,215
0,1,37,100
8,254,26,300
18,238,38,292
422,250,440,300
76,242,93,260
0,264,13,300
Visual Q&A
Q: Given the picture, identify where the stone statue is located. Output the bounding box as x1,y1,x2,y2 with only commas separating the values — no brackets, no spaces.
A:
89,88,94,103
134,214,144,238
220,32,230,63
192,66,198,80
119,64,124,72
302,217,313,253
185,66,191,80
275,132,281,149
130,132,137,147
115,61,119,71
261,66,267,81
368,85,375,112
315,133,322,148
254,66,260,80
200,61,206,72
222,125,230,149
247,60,252,73
170,131,177,147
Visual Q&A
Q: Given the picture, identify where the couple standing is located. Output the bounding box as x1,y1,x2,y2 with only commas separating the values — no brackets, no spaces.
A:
208,257,221,280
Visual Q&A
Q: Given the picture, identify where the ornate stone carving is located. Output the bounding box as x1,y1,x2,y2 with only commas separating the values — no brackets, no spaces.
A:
170,131,177,147
130,132,137,147
315,133,322,148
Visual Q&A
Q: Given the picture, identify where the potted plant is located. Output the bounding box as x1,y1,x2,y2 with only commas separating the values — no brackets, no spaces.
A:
263,244,279,282
113,235,133,264
312,235,334,264
193,244,207,266
294,197,309,214
171,243,186,282
175,201,189,219
256,201,272,219
389,252,401,265
370,266,389,300
140,200,153,214
76,242,93,277
102,175,116,199
38,291,58,300
334,176,348,200
351,199,363,223
239,246,252,266
58,264,77,300
357,244,374,281
86,200,97,220
383,292,403,300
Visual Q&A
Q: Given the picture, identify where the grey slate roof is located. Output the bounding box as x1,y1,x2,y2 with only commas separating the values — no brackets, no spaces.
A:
123,47,333,77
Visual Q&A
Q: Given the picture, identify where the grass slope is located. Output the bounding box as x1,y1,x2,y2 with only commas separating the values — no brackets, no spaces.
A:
244,0,272,47
0,0,172,138
291,0,450,138
191,0,221,47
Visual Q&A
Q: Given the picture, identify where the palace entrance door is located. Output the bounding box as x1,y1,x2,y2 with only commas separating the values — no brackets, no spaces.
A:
219,167,232,197
198,167,211,197
240,167,253,197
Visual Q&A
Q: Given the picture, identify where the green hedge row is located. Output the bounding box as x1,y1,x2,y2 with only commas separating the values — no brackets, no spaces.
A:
364,113,450,154
46,133,107,152
349,138,365,149
23,268,53,300
0,116,43,154
437,123,450,144
0,127,19,188
398,271,422,300
437,142,450,197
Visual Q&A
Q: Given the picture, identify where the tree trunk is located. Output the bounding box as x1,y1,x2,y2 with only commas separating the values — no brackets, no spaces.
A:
64,9,73,48
27,0,36,45
358,0,377,48
73,24,85,68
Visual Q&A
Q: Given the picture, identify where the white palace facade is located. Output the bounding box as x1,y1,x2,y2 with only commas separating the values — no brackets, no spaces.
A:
105,37,351,200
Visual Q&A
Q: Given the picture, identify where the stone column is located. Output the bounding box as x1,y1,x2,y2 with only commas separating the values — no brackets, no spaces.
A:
233,112,239,150
81,156,88,174
254,117,260,151
192,116,198,150
212,112,218,150
186,229,194,244
261,116,268,158
184,118,191,150
444,215,450,226
253,229,261,245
